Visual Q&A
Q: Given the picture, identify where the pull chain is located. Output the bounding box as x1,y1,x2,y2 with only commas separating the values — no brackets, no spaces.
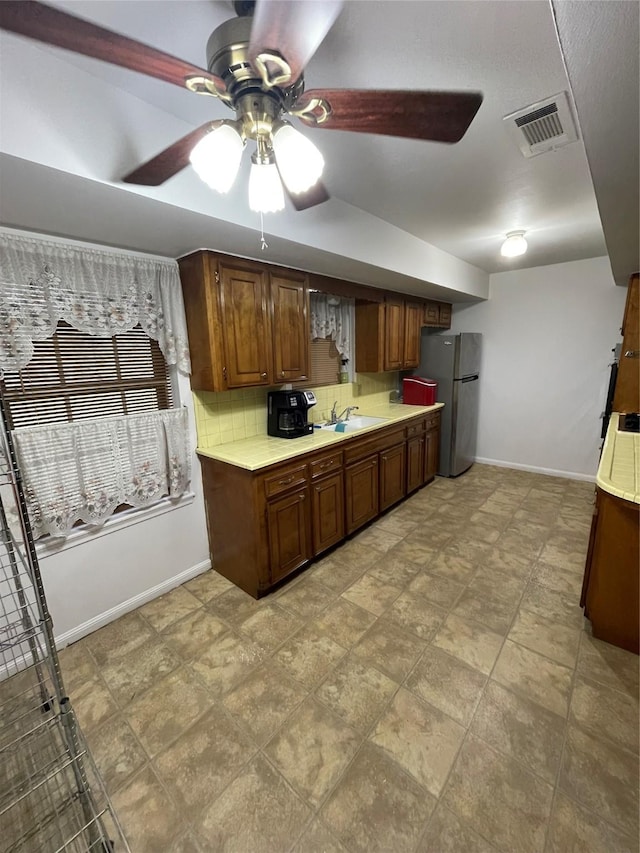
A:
260,212,268,251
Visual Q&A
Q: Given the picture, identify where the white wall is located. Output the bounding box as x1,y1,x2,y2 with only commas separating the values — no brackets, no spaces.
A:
451,256,627,480
38,364,211,648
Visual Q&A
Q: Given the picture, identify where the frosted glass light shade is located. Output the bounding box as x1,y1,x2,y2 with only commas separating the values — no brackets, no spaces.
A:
500,230,528,258
248,161,285,213
189,124,243,193
272,124,324,194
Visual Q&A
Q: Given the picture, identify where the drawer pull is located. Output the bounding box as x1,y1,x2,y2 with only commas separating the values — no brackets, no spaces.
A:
279,476,294,485
624,350,640,358
320,459,334,468
261,372,268,379
299,494,304,500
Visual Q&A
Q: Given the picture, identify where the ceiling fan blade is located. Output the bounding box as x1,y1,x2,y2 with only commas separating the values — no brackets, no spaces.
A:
248,0,343,88
293,89,484,143
123,122,224,186
0,1,227,97
283,180,330,212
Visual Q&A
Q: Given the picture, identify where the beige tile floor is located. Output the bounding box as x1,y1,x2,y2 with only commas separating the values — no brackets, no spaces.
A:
57,464,639,853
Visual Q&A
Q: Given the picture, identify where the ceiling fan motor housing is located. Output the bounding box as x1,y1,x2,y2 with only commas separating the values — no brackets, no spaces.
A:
206,16,303,124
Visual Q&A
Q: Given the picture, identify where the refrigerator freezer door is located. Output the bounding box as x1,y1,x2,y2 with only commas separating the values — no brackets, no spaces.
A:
450,376,480,476
455,333,482,379
419,331,456,381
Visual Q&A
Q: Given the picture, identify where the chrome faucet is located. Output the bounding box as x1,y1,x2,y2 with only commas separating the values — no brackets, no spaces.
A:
330,404,359,424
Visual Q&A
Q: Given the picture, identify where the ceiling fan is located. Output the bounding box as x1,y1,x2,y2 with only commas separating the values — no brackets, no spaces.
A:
0,0,484,213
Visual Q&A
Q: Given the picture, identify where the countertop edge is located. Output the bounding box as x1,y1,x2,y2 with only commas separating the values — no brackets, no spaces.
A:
196,402,444,472
596,413,640,504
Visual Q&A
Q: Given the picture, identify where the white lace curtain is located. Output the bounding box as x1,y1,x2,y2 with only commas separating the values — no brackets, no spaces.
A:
0,230,191,374
309,293,353,362
12,408,191,539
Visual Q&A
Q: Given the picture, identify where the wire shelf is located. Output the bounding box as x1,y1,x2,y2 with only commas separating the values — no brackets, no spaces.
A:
0,392,129,853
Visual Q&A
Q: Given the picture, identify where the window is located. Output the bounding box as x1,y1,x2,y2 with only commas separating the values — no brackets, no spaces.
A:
2,321,173,430
309,338,342,385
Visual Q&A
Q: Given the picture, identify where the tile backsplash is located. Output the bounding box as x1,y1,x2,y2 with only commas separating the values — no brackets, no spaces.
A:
193,373,400,449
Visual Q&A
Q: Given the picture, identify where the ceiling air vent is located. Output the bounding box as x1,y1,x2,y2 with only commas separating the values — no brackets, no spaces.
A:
503,91,579,158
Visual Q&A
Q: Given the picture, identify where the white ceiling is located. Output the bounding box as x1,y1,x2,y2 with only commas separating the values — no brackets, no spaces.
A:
0,1,637,299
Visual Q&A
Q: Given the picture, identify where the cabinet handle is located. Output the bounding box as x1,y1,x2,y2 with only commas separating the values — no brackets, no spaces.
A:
299,494,305,500
300,375,307,380
624,350,640,358
279,476,294,485
280,371,285,377
382,456,387,461
261,372,268,379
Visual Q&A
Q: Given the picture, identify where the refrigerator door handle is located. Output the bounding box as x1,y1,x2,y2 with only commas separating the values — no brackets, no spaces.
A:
461,375,479,382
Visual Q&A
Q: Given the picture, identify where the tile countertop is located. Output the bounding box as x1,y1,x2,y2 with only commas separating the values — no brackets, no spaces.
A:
597,412,640,504
197,402,444,472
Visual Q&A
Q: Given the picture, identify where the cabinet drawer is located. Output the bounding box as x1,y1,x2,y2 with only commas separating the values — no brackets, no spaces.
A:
310,450,343,480
264,463,308,499
425,413,440,430
343,427,406,465
405,419,426,438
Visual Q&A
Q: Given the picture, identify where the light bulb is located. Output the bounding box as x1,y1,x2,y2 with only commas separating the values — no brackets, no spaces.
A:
248,160,285,213
189,123,243,193
272,123,324,194
500,230,528,258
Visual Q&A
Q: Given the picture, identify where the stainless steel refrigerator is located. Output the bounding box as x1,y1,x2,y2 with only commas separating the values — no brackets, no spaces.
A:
415,332,482,477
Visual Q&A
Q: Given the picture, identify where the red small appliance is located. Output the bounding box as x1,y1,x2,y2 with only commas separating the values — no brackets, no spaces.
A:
403,376,438,405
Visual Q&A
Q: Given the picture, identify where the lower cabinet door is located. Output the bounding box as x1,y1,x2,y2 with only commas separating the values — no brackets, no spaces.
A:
311,472,345,555
345,456,379,534
380,443,406,511
406,435,425,494
267,488,311,584
424,427,439,483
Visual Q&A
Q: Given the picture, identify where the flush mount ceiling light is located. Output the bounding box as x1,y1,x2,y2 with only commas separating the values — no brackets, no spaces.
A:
500,230,528,258
0,1,485,216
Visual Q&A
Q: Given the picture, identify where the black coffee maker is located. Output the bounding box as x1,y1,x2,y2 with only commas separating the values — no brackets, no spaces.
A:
267,390,317,438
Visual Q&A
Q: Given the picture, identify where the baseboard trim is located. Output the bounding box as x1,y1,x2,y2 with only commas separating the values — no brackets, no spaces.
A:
475,457,596,483
54,558,212,650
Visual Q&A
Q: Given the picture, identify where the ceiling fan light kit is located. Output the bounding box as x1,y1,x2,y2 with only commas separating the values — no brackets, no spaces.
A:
249,137,285,213
0,1,484,219
189,122,245,193
272,123,325,195
501,230,528,258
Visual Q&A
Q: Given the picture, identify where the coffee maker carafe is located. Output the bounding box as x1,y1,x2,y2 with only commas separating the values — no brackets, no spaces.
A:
267,390,317,438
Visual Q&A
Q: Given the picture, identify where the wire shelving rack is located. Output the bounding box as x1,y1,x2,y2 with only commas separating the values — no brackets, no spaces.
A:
0,393,129,852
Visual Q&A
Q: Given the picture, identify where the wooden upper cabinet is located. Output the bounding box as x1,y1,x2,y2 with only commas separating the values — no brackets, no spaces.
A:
384,296,405,370
270,270,310,383
218,258,272,388
356,296,425,373
424,300,452,329
438,302,452,329
403,301,423,368
613,273,639,413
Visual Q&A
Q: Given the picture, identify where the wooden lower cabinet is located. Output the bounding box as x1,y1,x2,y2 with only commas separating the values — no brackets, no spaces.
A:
379,442,406,511
406,434,425,493
267,488,312,584
424,425,439,483
581,487,639,653
311,471,345,555
345,456,379,534
199,409,441,597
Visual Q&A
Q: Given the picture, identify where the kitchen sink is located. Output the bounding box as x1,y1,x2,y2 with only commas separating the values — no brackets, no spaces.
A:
320,415,389,433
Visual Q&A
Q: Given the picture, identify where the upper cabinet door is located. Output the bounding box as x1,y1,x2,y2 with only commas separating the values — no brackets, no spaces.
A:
403,301,422,368
384,297,405,370
218,259,272,387
271,271,310,382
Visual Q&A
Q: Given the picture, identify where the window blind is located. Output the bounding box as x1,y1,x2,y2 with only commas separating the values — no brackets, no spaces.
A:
2,322,173,429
